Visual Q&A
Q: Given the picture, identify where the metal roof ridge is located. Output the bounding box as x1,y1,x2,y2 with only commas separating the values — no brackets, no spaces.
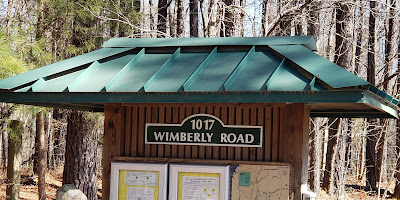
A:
101,36,317,50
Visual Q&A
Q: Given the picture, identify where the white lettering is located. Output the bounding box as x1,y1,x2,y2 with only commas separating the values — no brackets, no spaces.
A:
154,132,165,141
201,133,207,142
206,133,214,142
221,133,228,143
170,132,179,141
228,133,236,143
187,132,193,142
194,132,201,142
236,134,244,143
245,134,254,143
180,132,187,141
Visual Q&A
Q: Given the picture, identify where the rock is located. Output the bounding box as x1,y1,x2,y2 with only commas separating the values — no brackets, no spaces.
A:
56,184,87,200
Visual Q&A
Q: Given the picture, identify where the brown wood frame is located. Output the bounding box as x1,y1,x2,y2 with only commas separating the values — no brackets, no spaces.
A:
103,103,309,200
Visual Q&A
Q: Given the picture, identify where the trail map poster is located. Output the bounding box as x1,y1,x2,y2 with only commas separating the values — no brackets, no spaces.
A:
231,164,291,200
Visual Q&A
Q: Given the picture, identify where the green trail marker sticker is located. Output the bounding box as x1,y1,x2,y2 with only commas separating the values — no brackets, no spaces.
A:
239,172,251,187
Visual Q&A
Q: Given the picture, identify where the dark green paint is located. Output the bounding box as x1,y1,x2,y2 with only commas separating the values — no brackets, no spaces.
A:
0,37,397,119
102,36,317,50
0,48,133,90
146,114,262,147
270,45,369,88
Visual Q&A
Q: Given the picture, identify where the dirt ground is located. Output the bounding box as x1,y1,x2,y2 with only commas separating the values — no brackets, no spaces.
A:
0,167,103,200
0,168,397,200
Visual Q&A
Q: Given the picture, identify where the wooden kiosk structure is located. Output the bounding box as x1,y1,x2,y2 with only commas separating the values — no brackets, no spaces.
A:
0,36,398,199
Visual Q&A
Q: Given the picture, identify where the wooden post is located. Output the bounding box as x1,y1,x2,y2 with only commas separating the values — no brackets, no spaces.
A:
103,104,125,200
6,120,23,200
279,104,310,199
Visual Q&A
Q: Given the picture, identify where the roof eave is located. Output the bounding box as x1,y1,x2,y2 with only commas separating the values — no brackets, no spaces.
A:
0,90,397,118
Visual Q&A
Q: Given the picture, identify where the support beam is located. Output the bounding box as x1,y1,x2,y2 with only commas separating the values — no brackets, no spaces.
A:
279,103,309,199
102,104,125,200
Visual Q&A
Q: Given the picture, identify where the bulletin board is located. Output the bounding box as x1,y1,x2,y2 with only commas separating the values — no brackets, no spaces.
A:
110,162,168,200
169,164,230,200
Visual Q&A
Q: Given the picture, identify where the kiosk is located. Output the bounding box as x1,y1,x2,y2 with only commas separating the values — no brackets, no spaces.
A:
0,36,397,199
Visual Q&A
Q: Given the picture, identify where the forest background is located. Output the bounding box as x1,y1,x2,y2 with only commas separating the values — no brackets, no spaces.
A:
0,0,399,199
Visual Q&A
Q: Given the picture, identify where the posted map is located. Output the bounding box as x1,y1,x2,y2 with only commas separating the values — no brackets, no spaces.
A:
231,164,291,200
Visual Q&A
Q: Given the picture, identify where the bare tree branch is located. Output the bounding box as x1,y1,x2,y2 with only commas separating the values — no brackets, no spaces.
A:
266,0,312,36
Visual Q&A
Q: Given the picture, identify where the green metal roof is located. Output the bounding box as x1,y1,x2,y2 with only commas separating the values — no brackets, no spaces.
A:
0,36,397,118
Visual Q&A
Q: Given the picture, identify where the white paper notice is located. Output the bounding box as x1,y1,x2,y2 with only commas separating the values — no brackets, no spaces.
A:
125,171,157,186
127,187,154,200
182,176,219,200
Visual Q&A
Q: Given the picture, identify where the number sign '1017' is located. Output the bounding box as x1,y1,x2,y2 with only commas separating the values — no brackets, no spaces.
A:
190,119,215,130
145,114,263,147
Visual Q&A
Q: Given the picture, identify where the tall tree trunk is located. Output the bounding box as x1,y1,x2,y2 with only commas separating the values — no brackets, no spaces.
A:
391,0,400,196
1,130,6,170
309,118,324,192
63,111,98,200
353,0,362,76
190,0,199,37
52,108,67,170
366,119,378,191
176,0,185,37
376,2,395,187
232,0,243,37
157,0,168,37
306,1,319,38
365,0,377,191
260,0,267,36
323,4,352,196
223,0,242,37
37,112,47,200
376,119,387,188
151,0,159,37
1,103,13,170
334,2,351,69
142,0,151,37
322,118,339,193
333,118,348,198
394,119,400,197
6,120,23,200
208,0,220,37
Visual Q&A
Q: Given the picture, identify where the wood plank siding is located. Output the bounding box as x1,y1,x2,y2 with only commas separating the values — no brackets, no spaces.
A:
103,103,309,200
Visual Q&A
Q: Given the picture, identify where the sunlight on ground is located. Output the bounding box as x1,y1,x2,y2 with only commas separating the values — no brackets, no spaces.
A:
0,168,397,200
0,167,103,200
